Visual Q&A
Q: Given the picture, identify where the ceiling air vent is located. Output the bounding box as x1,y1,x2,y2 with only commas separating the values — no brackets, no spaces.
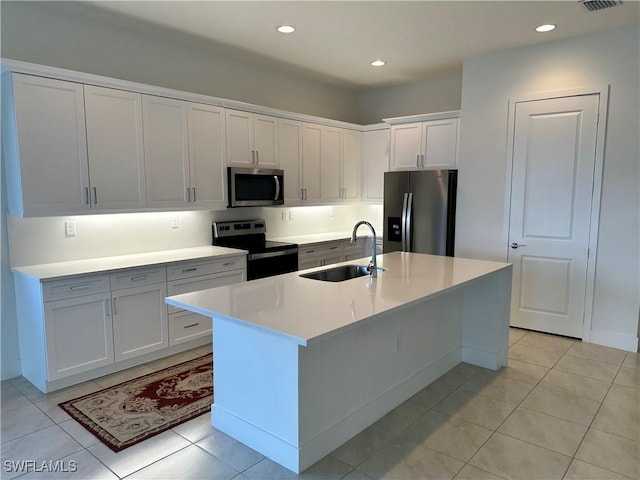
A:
579,0,623,12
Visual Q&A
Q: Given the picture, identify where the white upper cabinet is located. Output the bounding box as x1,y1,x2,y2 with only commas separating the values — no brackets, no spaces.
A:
389,113,459,171
321,127,361,203
84,85,146,210
226,109,278,168
278,118,303,204
142,95,190,208
362,128,390,204
7,74,90,216
187,103,227,209
301,122,323,203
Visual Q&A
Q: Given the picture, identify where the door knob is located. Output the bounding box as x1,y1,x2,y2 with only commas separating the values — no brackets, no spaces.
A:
510,242,527,249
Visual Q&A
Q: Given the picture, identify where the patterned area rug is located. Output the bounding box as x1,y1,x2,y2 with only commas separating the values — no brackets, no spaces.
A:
59,354,213,452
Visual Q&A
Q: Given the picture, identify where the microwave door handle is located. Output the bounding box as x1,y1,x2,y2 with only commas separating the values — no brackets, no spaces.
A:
273,176,281,201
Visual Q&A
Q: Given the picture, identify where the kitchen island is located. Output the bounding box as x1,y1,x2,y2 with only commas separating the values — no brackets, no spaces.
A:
166,252,512,473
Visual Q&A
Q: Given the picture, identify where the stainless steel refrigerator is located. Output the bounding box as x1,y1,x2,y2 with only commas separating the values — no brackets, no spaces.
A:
383,169,457,256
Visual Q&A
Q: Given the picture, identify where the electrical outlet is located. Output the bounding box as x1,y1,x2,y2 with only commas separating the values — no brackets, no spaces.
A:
329,207,335,218
64,221,76,237
170,217,179,229
281,210,287,221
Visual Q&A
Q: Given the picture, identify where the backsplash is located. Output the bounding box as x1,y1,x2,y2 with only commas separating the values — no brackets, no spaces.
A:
7,205,383,267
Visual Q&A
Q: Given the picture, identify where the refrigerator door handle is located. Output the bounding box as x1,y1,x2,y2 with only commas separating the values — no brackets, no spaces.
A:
406,192,414,252
401,193,409,251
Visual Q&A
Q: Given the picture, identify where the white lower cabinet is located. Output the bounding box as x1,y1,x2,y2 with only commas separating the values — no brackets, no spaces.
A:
111,266,168,362
44,291,114,381
16,253,247,392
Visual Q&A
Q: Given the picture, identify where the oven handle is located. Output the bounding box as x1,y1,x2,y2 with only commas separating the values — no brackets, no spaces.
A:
248,248,298,261
273,176,281,201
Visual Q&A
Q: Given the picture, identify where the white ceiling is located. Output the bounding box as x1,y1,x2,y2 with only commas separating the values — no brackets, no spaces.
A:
86,1,639,89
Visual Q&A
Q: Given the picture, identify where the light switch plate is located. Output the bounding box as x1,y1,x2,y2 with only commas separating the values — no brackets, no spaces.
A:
65,221,76,237
170,217,179,229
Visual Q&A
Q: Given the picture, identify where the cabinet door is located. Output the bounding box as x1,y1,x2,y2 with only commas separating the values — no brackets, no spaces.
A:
225,109,254,166
253,114,278,168
342,129,361,201
298,257,323,270
362,129,389,203
169,310,212,346
321,127,342,202
44,293,113,380
278,119,302,203
84,85,146,210
389,122,423,171
188,103,227,209
301,123,322,203
11,74,90,216
142,95,190,208
423,118,458,168
112,283,168,362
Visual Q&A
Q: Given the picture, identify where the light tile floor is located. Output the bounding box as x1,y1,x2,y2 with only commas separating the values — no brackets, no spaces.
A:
1,330,638,479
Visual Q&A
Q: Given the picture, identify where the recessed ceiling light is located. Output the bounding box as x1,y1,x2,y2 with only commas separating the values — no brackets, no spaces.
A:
277,25,295,34
370,60,386,67
536,24,556,33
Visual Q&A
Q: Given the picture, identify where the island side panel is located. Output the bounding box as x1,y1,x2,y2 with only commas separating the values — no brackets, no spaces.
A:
461,266,513,369
298,289,464,472
211,315,301,472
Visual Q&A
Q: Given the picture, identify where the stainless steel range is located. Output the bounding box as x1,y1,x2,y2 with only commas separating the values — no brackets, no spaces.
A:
212,220,298,280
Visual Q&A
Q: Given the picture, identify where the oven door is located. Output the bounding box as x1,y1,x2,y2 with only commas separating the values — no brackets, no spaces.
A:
228,167,284,207
247,249,298,280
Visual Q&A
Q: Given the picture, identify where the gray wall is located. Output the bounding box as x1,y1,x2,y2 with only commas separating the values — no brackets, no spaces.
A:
0,1,360,123
456,26,639,350
356,74,463,124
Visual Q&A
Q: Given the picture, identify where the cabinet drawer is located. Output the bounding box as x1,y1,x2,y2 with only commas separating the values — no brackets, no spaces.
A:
43,274,110,302
167,256,246,281
167,270,245,313
110,266,166,290
169,311,212,346
298,241,343,258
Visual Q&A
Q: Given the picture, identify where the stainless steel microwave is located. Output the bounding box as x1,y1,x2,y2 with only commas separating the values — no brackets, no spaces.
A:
227,167,284,207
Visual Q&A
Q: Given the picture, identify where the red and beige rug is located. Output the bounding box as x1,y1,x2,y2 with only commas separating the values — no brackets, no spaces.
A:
59,354,213,452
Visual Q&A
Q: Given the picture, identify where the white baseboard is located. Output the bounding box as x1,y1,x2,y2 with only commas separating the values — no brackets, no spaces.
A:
589,329,638,353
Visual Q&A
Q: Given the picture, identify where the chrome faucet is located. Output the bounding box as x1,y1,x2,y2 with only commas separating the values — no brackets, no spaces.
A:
351,221,378,278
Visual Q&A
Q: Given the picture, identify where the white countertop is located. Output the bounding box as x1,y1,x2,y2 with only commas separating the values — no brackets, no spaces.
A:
166,252,511,346
269,231,355,245
12,246,248,280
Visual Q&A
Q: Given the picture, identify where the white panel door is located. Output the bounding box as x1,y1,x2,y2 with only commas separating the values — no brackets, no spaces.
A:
253,114,278,168
321,127,342,202
12,74,90,215
389,122,422,171
112,283,168,362
142,95,190,208
84,85,146,210
508,95,599,338
187,103,227,209
226,109,254,166
301,123,322,203
278,119,303,203
342,129,361,201
44,293,113,380
423,118,458,168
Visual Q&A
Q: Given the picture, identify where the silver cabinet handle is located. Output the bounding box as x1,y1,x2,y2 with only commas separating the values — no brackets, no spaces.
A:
104,299,111,317
186,187,191,202
421,154,425,169
92,187,98,204
510,242,527,249
70,284,92,291
112,297,118,315
84,187,90,205
256,150,259,164
130,275,148,282
222,261,236,267
251,150,256,164
183,322,200,329
192,187,196,203
416,154,420,168
182,267,198,273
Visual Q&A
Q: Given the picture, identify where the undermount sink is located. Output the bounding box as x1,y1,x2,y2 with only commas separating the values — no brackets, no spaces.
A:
299,264,385,282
